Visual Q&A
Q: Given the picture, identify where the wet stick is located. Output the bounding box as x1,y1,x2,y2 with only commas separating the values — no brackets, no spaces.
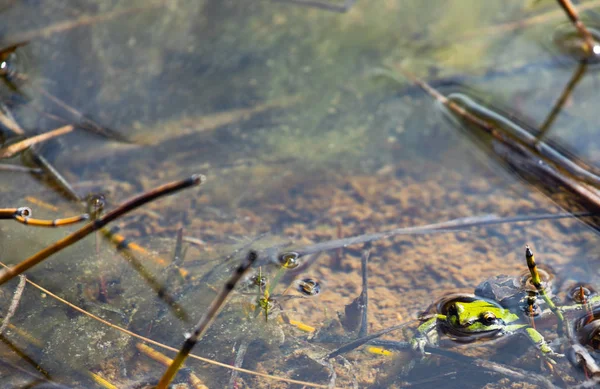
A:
0,174,204,285
156,250,258,389
556,0,599,55
525,246,565,336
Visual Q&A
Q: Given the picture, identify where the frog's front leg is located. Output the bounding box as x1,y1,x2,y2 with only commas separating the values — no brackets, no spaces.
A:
411,314,446,354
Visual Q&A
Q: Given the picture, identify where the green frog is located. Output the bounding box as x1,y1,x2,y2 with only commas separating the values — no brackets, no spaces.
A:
412,294,559,358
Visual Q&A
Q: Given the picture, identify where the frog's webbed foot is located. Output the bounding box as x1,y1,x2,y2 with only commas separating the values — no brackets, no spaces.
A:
524,327,565,363
410,317,439,357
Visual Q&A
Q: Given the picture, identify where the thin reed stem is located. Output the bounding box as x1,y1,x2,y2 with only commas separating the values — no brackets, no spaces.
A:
156,251,258,389
537,62,587,140
556,0,599,55
525,246,565,336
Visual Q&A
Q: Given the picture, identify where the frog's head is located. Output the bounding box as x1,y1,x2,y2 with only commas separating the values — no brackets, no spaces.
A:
447,299,519,331
435,295,521,340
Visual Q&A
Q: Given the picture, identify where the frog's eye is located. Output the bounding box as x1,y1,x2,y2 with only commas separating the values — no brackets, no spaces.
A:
481,312,497,325
447,303,458,317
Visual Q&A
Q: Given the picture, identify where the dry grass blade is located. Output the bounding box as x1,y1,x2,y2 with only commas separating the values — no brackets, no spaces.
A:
0,125,73,159
156,250,258,389
0,174,205,285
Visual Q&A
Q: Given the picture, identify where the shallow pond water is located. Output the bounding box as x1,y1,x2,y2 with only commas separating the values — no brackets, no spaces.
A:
1,1,600,388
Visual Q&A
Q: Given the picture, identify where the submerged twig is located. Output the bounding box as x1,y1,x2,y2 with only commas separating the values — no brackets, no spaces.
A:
156,250,258,389
0,275,26,336
0,125,73,159
537,62,587,141
0,174,204,285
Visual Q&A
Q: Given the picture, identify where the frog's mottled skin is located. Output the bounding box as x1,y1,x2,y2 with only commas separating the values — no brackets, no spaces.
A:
411,294,556,357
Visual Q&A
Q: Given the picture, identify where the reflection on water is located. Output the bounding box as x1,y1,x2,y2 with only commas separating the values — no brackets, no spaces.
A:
0,0,600,387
